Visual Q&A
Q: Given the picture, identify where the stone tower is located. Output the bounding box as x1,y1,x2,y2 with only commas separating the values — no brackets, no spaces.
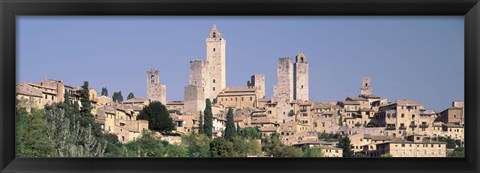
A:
294,52,309,101
146,69,166,104
273,57,294,121
205,24,226,101
360,77,372,97
247,74,266,99
184,60,207,114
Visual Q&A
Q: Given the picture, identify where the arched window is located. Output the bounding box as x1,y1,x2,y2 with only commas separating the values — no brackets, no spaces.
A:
150,75,155,83
213,48,215,52
213,79,216,83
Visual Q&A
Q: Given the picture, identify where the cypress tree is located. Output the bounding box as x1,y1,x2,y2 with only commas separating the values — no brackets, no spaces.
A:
80,81,92,117
198,111,203,134
101,87,108,96
203,99,213,138
339,135,354,157
63,89,70,106
127,92,135,100
224,107,235,141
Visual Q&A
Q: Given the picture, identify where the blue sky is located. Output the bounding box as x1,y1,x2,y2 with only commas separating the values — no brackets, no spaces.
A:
17,16,464,111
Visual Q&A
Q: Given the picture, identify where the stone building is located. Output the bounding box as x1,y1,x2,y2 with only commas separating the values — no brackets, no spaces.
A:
370,135,446,157
377,99,426,138
216,87,258,110
294,53,309,101
146,69,166,104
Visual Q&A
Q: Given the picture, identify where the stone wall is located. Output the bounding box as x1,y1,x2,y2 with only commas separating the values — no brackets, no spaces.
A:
184,85,205,115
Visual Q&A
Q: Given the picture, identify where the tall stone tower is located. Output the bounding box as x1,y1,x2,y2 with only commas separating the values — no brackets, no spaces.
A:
205,24,226,101
273,57,294,121
360,77,372,97
184,60,207,114
247,74,266,99
146,69,166,104
294,53,309,101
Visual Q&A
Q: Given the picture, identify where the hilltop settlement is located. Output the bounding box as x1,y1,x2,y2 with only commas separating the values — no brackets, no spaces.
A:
17,25,464,158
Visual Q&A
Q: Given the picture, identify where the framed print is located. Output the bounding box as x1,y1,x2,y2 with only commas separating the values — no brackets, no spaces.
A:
1,0,479,172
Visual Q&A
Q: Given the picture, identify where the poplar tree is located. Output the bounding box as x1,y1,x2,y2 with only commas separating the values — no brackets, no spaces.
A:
224,107,236,141
203,99,213,138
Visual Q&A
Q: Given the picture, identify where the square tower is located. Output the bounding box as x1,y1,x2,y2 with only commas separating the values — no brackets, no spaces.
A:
294,53,309,101
205,24,226,101
247,74,266,99
273,57,294,121
146,69,166,104
184,60,207,114
360,77,372,97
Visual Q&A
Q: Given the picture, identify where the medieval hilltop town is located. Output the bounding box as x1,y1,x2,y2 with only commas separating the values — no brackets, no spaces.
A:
17,25,464,157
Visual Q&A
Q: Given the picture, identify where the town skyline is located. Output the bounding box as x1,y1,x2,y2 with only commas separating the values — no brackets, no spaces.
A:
17,16,464,111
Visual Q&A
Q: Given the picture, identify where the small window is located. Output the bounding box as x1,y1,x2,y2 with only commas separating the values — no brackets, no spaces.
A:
213,79,216,83
213,48,216,52
213,87,215,91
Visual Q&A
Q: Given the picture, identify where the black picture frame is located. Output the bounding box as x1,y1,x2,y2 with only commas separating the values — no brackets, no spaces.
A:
1,0,479,172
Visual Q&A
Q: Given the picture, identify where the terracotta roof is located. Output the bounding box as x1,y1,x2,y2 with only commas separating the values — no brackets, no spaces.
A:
17,84,43,97
341,101,360,105
122,98,147,104
258,126,278,132
347,97,368,101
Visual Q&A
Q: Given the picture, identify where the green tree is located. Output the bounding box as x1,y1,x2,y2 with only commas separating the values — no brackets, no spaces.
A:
103,133,123,157
338,135,354,157
80,81,92,117
303,146,323,157
224,108,236,141
280,146,304,157
198,111,203,134
448,147,464,157
63,89,71,105
44,105,106,157
164,144,189,157
445,137,456,149
181,134,211,157
210,137,235,157
16,99,54,157
124,131,165,157
262,132,283,157
112,91,124,103
380,153,393,158
239,127,261,139
203,99,213,138
127,92,135,100
137,101,175,133
101,87,108,96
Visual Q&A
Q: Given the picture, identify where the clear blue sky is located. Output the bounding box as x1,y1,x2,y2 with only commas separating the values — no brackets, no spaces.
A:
17,16,464,112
